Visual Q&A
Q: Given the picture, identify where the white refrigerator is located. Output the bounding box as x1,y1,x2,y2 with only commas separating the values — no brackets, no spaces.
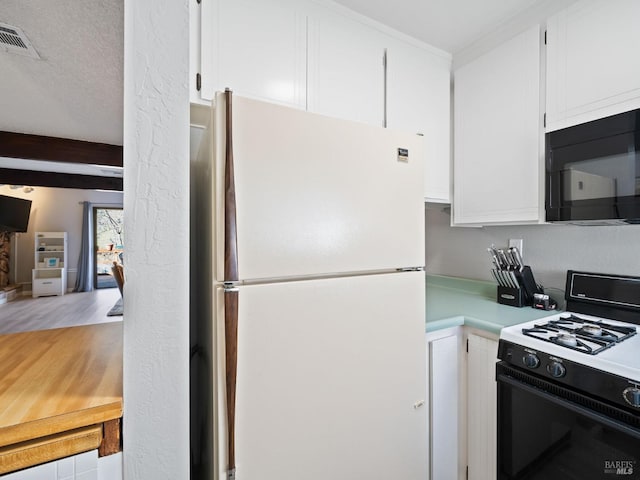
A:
191,91,427,480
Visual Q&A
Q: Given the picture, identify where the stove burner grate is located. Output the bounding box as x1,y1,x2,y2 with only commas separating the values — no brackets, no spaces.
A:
522,314,637,355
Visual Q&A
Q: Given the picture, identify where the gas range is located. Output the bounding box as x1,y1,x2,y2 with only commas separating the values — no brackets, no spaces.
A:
498,270,640,409
497,271,640,479
501,311,640,381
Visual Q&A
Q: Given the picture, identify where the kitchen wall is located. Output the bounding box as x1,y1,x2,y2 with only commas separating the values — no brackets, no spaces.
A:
122,0,190,477
425,205,640,294
1,185,123,290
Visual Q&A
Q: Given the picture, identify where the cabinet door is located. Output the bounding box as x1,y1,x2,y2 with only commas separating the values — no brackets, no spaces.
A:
307,8,385,126
201,0,306,108
453,26,543,225
387,40,451,203
427,329,461,480
546,0,640,132
466,332,498,480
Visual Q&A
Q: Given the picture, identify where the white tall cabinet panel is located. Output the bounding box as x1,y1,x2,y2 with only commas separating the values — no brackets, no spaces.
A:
426,327,462,480
466,332,499,480
201,0,306,108
453,26,543,225
387,40,451,203
546,0,640,132
307,8,385,126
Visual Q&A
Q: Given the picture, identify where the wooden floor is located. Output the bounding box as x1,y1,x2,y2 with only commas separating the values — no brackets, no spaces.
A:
0,288,122,335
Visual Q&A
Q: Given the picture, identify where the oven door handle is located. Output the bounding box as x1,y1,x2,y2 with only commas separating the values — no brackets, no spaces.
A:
498,373,640,440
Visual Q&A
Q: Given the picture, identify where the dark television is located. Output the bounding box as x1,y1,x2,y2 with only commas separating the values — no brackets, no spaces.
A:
0,194,32,232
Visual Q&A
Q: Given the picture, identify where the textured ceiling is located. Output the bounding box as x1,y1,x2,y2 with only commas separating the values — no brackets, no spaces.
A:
332,0,572,53
332,0,539,52
0,0,123,145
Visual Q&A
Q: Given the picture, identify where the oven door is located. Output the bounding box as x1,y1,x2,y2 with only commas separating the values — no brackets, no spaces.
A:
497,362,640,480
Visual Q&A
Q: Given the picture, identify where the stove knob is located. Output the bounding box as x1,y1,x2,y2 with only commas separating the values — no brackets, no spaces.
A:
522,353,540,369
547,361,566,378
622,387,640,408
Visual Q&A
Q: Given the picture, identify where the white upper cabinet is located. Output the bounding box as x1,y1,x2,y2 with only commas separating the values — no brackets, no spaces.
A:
387,39,451,203
195,0,451,199
200,0,307,109
453,26,543,225
546,0,640,132
307,8,385,126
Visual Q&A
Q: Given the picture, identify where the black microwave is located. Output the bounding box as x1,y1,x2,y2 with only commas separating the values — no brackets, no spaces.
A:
546,108,640,225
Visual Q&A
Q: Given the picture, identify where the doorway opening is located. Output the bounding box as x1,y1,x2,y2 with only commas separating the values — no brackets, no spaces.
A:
94,207,124,289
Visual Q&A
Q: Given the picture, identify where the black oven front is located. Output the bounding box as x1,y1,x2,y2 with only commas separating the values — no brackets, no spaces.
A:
497,361,640,480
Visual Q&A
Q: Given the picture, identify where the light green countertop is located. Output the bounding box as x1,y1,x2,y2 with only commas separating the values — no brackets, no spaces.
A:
425,274,559,335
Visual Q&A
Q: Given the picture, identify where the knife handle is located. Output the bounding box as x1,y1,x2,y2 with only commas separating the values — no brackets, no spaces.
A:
509,247,524,271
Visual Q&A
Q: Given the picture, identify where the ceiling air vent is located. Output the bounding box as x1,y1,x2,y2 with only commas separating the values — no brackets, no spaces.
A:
0,22,40,59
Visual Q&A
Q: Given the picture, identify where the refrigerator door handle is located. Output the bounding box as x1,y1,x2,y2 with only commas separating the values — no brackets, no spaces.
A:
224,287,239,479
224,89,239,282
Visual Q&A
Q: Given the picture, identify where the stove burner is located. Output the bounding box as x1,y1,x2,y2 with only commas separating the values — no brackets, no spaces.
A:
581,324,603,336
554,333,578,346
522,313,637,355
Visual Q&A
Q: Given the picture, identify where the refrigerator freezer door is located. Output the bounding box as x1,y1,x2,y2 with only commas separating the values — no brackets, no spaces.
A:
214,93,425,282
215,271,427,480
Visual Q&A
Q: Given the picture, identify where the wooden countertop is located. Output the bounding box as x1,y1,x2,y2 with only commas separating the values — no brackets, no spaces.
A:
0,322,123,473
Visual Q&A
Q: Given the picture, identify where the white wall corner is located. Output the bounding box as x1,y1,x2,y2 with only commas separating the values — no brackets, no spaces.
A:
123,0,190,479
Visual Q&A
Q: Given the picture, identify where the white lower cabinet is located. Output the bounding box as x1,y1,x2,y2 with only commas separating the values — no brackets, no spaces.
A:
427,327,499,480
426,327,463,480
2,451,122,480
465,330,499,480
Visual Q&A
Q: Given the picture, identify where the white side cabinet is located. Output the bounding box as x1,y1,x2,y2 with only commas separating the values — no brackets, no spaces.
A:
453,25,543,225
386,39,451,203
465,330,499,480
426,327,463,480
546,0,640,132
200,0,307,109
32,232,67,298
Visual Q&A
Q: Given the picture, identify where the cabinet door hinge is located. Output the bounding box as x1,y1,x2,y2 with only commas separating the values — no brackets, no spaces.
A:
466,465,469,480
544,30,547,45
544,112,546,128
196,73,202,91
466,338,469,353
